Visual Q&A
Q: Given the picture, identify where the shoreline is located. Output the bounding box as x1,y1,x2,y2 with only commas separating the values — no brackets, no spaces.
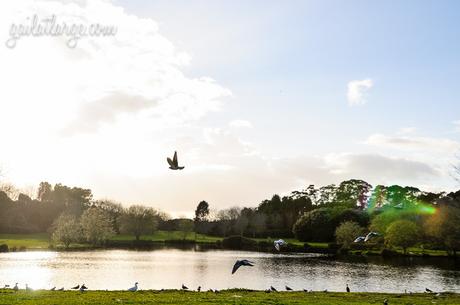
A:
0,233,456,259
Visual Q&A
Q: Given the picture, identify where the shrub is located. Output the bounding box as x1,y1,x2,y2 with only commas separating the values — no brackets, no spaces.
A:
0,244,8,252
385,220,419,254
293,208,335,242
335,221,365,249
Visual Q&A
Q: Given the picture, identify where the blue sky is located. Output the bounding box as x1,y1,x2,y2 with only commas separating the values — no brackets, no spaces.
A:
0,0,459,214
116,0,460,154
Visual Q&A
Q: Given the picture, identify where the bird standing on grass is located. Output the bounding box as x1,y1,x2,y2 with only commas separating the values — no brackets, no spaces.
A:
13,283,18,291
79,284,88,292
182,284,189,290
346,284,350,292
197,286,201,292
128,282,138,292
270,286,277,292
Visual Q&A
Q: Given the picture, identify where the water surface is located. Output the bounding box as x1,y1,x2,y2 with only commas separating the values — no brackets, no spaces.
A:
0,247,458,292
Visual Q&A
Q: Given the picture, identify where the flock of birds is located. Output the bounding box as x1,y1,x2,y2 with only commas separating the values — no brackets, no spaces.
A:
2,283,88,292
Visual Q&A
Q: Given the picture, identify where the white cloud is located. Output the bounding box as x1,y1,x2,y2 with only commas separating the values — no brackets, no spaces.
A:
0,0,231,186
347,78,373,106
453,120,460,133
365,133,460,153
229,119,253,129
397,127,417,135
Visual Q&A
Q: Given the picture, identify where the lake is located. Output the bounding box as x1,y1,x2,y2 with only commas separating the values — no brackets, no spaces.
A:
0,247,459,292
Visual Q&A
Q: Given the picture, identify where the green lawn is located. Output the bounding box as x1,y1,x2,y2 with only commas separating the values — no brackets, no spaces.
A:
0,234,50,250
0,290,458,305
0,233,451,257
111,230,223,243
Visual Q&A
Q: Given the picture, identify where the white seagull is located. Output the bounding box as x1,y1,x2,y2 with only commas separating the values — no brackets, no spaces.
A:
364,232,380,242
274,239,287,251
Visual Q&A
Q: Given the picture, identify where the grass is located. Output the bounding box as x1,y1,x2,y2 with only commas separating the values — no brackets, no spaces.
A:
0,234,50,250
0,233,451,257
0,290,458,305
112,230,223,243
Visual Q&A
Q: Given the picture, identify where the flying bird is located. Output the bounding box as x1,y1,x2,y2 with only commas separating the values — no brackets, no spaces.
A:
274,239,287,251
182,284,189,290
270,286,277,292
354,236,365,243
285,285,293,291
394,203,404,209
364,232,380,242
71,284,80,290
426,288,433,293
232,259,254,274
58,287,64,291
79,284,88,292
50,286,56,291
128,282,138,292
167,151,184,170
383,298,388,305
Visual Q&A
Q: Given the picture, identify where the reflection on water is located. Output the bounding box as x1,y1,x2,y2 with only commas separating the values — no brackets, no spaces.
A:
0,247,458,292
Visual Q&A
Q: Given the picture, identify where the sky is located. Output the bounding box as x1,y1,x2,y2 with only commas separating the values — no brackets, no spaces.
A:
0,0,459,216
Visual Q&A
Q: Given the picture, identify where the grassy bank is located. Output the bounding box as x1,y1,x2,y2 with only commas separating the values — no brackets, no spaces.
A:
0,290,458,305
0,233,452,257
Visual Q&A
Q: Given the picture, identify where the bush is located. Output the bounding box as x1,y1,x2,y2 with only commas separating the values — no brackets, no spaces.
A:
335,221,365,249
0,244,8,252
385,220,419,254
293,208,335,242
222,236,257,249
51,213,81,248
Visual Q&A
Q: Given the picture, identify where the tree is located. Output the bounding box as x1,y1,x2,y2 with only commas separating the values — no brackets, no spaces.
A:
94,200,124,234
335,179,372,209
80,208,115,246
235,211,249,236
51,214,81,248
425,205,460,256
385,220,419,254
335,221,365,249
194,201,210,238
37,182,53,202
176,218,194,240
121,205,159,241
194,201,210,222
293,208,335,242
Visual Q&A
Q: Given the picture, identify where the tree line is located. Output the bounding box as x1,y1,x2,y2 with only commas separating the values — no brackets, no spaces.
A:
0,179,459,255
